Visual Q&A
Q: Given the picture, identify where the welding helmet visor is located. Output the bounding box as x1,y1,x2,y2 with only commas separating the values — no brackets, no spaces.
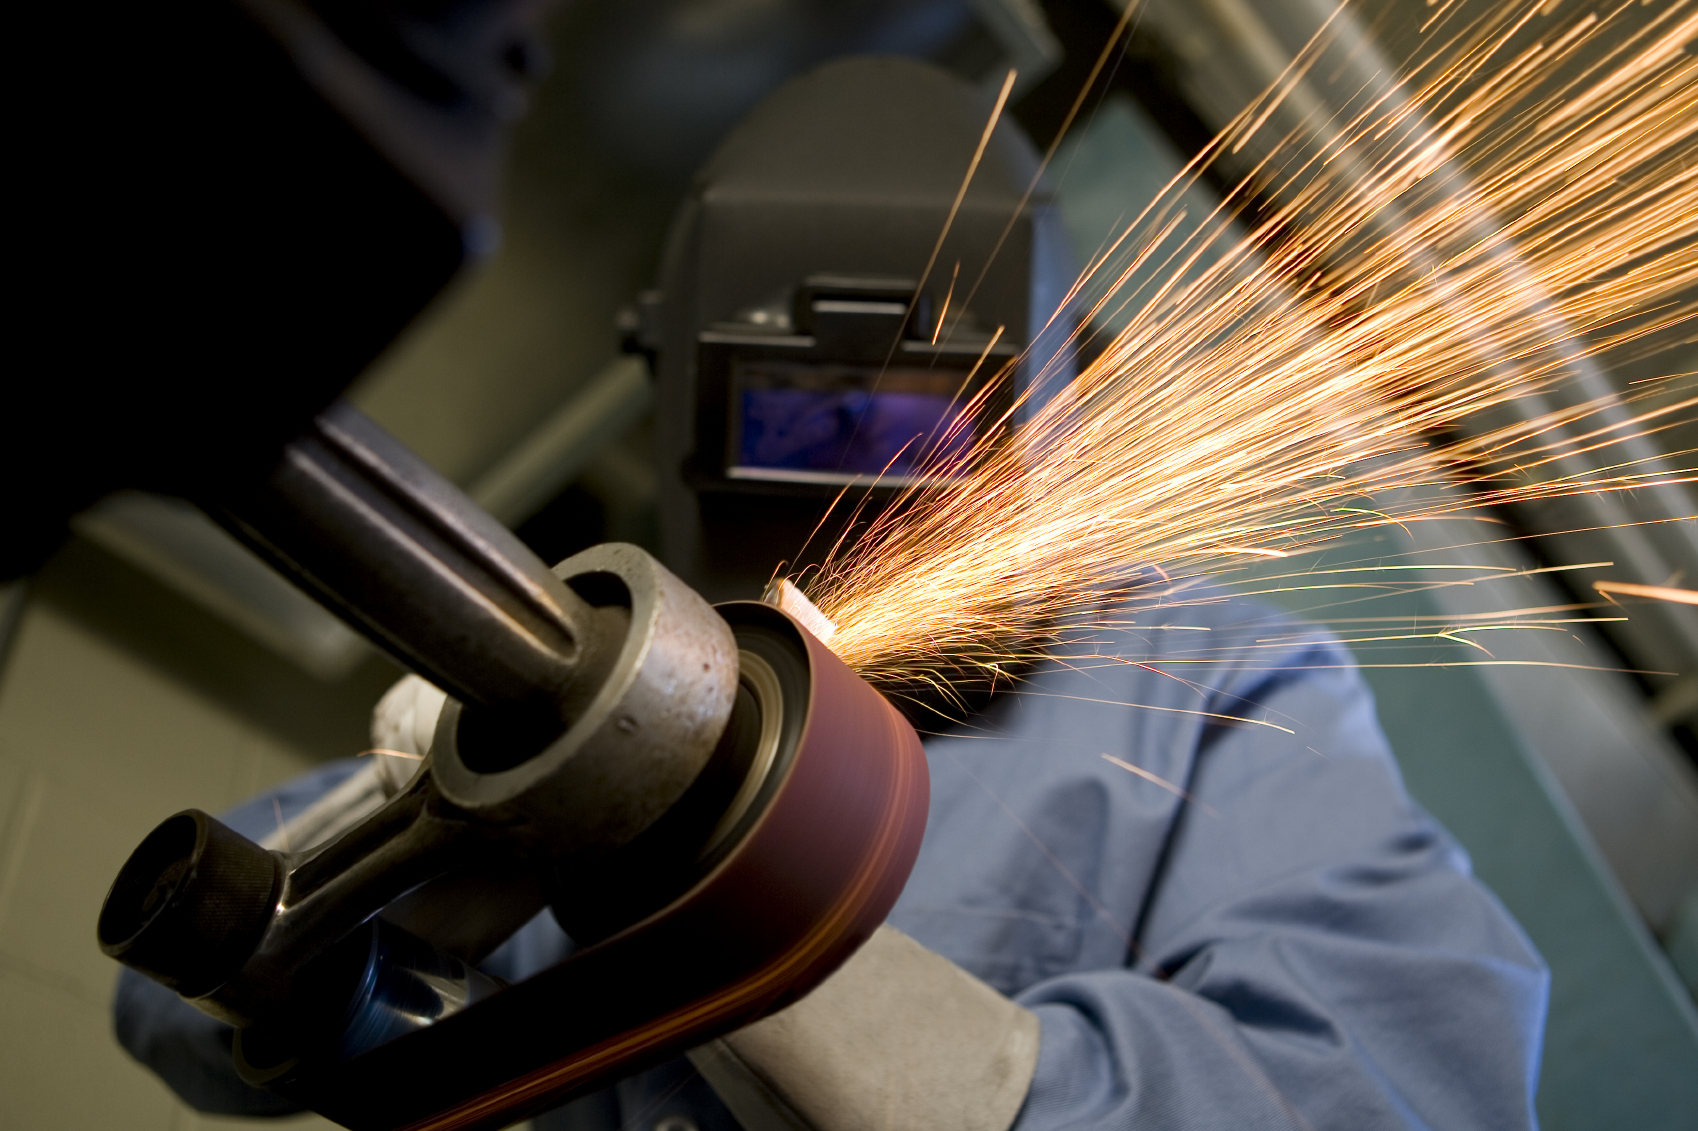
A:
646,56,1079,603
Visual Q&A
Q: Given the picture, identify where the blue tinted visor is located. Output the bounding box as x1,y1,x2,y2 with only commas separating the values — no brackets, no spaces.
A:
728,361,974,485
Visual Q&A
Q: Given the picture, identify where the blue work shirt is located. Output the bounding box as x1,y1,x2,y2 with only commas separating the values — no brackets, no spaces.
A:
114,596,1549,1129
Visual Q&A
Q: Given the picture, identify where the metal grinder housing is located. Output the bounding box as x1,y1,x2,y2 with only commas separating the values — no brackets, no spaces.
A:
96,404,929,1131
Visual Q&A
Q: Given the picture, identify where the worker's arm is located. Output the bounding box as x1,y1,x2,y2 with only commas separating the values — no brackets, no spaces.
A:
1006,621,1548,1130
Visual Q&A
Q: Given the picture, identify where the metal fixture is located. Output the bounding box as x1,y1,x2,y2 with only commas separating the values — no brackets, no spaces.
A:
213,402,618,740
100,586,927,1129
100,541,739,1025
96,397,929,1129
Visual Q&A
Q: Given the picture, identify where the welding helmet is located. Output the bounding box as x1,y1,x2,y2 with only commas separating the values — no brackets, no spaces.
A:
642,56,1079,604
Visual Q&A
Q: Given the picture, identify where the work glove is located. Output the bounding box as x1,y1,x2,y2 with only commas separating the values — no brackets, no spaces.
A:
691,924,1040,1131
364,675,1042,1131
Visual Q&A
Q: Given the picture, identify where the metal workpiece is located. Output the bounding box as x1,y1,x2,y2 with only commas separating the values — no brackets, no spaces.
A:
102,769,481,1027
95,526,924,1130
100,541,738,1027
214,401,617,728
272,601,931,1131
432,542,740,861
232,775,471,1012
104,763,546,1032
98,590,929,1129
549,605,809,944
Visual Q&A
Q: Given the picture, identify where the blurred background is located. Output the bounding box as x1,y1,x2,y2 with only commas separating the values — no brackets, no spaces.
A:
0,1,1692,1127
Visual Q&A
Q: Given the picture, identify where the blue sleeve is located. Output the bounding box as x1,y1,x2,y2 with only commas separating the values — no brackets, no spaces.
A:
1011,634,1549,1131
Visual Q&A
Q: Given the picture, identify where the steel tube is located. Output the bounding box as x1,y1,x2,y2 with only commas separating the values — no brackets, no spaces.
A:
213,401,604,721
100,542,739,1030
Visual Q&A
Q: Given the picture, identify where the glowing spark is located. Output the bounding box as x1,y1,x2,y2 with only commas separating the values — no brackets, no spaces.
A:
783,0,1696,697
1212,546,1292,558
1018,691,1297,733
1101,753,1219,815
358,747,425,761
1594,580,1698,605
272,797,290,853
909,68,1018,324
933,261,960,346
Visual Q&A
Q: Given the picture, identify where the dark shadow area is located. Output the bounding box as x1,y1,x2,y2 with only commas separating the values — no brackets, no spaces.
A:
514,484,609,570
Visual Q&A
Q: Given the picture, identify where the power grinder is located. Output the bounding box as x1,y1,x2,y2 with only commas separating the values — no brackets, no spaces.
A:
95,402,929,1131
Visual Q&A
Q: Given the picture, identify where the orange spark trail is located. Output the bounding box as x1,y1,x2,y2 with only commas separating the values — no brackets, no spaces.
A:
786,0,1696,698
1595,581,1698,606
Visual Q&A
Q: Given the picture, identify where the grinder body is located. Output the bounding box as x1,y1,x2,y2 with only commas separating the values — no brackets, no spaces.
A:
97,402,929,1130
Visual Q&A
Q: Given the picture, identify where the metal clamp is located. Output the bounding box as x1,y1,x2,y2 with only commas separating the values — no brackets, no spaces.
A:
99,543,738,1026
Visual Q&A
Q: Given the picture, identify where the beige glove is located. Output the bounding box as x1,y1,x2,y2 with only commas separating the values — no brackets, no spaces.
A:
259,675,442,852
690,925,1040,1131
369,673,448,782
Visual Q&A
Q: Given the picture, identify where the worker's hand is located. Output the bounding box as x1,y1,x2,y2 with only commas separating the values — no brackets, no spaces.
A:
371,674,448,758
690,925,1039,1131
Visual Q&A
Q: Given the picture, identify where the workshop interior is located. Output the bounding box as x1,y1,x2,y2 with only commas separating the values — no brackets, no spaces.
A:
2,0,1695,1129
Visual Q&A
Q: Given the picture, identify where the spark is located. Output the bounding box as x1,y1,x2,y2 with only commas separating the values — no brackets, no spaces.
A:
933,261,960,346
1594,579,1698,604
1101,753,1220,815
908,67,1019,331
272,797,290,853
1015,690,1298,732
784,0,1696,699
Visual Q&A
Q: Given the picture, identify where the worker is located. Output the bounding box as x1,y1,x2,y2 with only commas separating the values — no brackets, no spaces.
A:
113,58,1549,1131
